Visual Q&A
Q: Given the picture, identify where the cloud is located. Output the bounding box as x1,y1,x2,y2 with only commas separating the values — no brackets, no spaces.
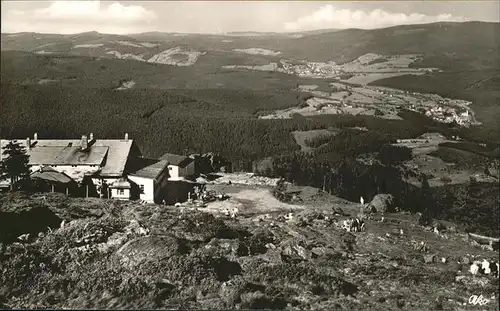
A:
2,1,157,34
284,5,468,31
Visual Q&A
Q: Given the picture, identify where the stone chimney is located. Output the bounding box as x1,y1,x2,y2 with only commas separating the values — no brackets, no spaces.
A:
124,133,129,141
81,135,88,150
26,137,31,150
33,133,38,141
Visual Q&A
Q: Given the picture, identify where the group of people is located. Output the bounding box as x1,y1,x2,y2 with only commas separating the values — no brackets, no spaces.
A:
190,184,207,201
470,259,499,278
342,217,365,232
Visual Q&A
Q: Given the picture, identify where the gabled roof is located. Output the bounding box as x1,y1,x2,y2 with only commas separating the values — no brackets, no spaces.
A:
1,138,134,177
110,177,131,189
129,159,169,180
28,146,108,165
159,153,194,168
31,166,74,184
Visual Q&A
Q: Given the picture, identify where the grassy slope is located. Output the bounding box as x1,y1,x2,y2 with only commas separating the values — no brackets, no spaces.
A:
0,192,498,310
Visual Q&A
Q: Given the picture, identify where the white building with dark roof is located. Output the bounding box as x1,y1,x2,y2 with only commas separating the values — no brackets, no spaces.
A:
1,133,142,199
109,177,132,201
128,159,170,203
1,133,200,204
159,153,195,180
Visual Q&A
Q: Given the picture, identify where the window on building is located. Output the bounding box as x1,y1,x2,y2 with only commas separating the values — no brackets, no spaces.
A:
118,189,124,195
71,165,77,167
168,167,172,170
139,185,144,192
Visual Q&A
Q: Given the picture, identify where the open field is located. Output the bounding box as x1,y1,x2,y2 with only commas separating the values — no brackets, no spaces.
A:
391,134,499,187
260,82,475,127
233,48,281,56
223,53,435,82
291,129,339,153
146,47,206,66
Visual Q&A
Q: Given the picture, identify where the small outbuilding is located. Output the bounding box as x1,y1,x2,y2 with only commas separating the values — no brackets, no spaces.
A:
31,166,77,195
128,159,170,204
159,153,195,180
109,177,132,201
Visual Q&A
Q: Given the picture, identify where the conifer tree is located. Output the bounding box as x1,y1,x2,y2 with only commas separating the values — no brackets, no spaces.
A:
418,174,434,226
0,140,31,191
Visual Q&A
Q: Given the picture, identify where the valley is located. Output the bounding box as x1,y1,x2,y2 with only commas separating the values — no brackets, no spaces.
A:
1,22,499,238
1,18,499,311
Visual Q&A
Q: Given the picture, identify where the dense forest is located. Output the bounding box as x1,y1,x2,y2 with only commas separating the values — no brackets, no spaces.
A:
1,82,498,236
0,83,458,163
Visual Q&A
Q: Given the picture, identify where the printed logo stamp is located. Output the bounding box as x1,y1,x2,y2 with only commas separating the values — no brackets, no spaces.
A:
468,294,490,306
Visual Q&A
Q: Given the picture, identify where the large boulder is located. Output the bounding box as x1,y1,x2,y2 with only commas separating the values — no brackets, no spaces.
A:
279,239,313,261
485,160,499,179
116,235,189,268
366,194,396,213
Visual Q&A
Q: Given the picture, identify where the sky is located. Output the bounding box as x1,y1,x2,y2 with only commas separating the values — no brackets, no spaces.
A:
1,1,499,34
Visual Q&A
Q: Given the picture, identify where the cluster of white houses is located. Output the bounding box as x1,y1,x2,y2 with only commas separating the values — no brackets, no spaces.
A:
0,133,197,204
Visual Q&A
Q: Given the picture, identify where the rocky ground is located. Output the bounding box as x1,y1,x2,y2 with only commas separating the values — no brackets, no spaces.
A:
0,183,498,310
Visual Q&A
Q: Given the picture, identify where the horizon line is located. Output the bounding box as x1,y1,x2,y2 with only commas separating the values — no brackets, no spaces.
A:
1,20,497,36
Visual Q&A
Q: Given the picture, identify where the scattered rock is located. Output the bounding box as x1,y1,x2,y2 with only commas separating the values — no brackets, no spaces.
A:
219,277,246,307
265,243,276,250
311,247,338,258
365,194,396,213
280,242,312,261
125,220,149,236
424,254,437,264
0,187,497,310
205,238,239,257
431,220,446,231
461,256,470,265
455,275,490,287
116,235,189,268
360,204,376,214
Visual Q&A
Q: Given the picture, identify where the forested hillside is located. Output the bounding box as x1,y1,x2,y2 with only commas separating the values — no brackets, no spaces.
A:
1,82,455,162
1,21,498,237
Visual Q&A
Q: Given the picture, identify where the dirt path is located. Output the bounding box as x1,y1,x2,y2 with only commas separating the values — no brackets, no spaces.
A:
204,187,305,215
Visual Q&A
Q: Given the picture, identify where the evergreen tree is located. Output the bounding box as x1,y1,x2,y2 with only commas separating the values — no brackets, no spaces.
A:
0,140,31,191
418,174,434,226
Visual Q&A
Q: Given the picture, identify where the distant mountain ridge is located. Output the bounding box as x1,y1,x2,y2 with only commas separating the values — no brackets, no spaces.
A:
2,21,498,69
2,20,497,36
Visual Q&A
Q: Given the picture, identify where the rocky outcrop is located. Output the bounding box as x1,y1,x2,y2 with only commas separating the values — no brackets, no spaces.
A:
366,194,396,213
